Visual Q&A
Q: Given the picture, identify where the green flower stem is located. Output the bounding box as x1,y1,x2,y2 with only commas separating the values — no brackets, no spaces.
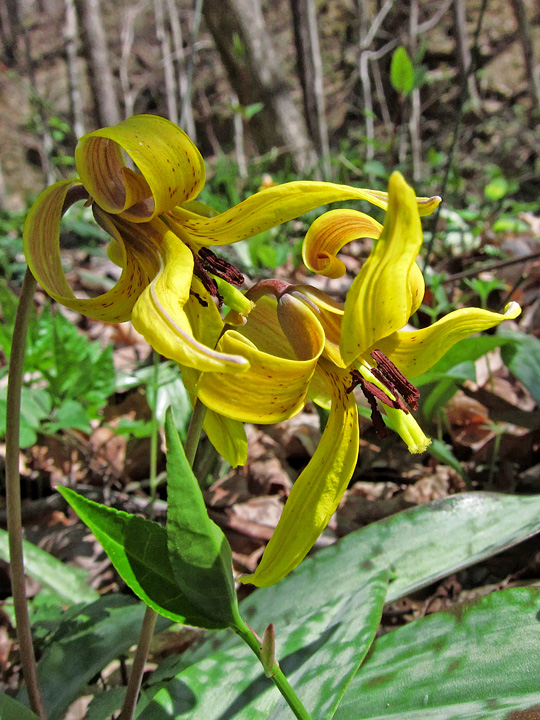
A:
234,620,314,720
148,351,160,521
183,398,207,468
6,268,47,718
118,605,158,720
119,398,206,720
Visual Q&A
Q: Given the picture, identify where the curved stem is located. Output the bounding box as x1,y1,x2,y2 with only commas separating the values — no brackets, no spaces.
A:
119,398,206,720
118,605,157,720
6,268,46,718
234,621,313,720
148,351,160,521
183,398,207,468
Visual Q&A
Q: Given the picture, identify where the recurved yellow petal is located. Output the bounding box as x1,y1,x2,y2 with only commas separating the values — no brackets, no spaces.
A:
130,220,249,372
377,302,522,378
23,181,153,322
197,296,323,423
241,361,359,587
180,362,248,468
75,115,205,222
169,180,440,247
302,209,382,278
340,172,423,365
203,410,248,468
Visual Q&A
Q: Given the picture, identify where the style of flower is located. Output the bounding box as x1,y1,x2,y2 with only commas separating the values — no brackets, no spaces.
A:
23,114,440,466
195,172,521,587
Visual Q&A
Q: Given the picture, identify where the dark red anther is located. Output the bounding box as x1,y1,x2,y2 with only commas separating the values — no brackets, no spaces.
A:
371,349,420,411
198,247,245,286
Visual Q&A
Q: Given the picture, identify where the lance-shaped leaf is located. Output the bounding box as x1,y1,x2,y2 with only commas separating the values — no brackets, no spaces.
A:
334,587,540,720
164,409,240,627
57,486,229,629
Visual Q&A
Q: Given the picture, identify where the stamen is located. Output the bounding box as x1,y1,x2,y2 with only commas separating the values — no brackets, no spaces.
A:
191,250,220,303
198,247,245,286
371,349,420,410
347,352,421,441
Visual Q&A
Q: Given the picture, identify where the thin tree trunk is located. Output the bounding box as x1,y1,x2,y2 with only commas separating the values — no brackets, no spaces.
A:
76,0,120,127
154,0,178,124
119,1,145,119
452,0,481,110
202,0,316,172
409,0,421,181
64,0,85,138
290,0,330,178
509,0,540,116
166,0,196,139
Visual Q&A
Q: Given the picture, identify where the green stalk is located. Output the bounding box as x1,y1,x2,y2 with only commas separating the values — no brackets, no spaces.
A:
119,397,206,720
6,268,46,718
234,620,314,720
148,351,160,521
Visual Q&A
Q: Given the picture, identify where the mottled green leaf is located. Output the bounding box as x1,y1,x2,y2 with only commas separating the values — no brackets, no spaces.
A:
334,587,540,719
0,693,41,720
17,594,170,720
57,487,229,629
140,572,389,720
0,528,99,605
499,326,540,403
180,493,540,669
165,409,239,627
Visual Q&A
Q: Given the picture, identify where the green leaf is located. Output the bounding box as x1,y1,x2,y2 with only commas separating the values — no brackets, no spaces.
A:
485,176,510,201
57,487,230,629
390,46,415,95
334,587,540,719
0,693,41,720
179,492,540,670
0,528,99,605
17,595,170,720
498,326,540,403
164,409,239,626
140,572,389,720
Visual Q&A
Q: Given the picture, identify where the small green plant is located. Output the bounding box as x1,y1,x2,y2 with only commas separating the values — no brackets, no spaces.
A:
0,282,115,445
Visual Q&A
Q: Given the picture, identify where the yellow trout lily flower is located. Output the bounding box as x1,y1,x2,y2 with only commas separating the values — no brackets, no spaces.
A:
195,172,521,587
303,171,522,379
23,114,440,374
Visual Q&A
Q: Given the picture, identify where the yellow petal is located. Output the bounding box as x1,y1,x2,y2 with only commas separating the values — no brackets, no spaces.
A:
203,410,248,468
242,361,359,587
75,115,205,222
408,262,425,316
340,172,423,365
169,180,440,246
293,285,346,367
302,209,382,278
23,181,153,322
180,364,248,467
197,296,324,423
130,219,250,372
376,302,522,378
